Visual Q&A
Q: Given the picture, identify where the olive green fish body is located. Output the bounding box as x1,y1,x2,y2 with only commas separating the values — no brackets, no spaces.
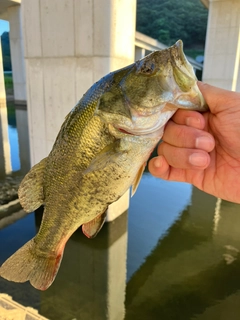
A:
36,116,159,254
0,40,208,290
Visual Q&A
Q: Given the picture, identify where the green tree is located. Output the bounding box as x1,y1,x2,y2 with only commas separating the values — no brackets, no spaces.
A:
1,32,12,71
136,0,208,50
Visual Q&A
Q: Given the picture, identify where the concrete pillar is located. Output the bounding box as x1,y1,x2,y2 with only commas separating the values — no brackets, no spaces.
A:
0,102,12,179
21,0,136,222
0,38,6,102
8,5,26,104
22,0,136,165
135,46,146,61
0,38,11,178
203,0,240,90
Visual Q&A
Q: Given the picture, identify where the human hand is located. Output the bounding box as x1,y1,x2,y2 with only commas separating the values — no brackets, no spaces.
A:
148,82,240,204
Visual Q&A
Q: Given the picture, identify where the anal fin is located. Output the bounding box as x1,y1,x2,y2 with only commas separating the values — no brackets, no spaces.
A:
18,157,47,212
82,211,107,238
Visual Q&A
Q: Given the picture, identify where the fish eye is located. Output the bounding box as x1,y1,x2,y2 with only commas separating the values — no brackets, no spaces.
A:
136,60,156,75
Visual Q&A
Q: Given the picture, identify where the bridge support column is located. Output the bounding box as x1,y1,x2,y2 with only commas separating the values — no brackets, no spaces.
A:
0,39,11,178
22,0,136,164
22,0,136,220
8,5,26,104
203,0,240,90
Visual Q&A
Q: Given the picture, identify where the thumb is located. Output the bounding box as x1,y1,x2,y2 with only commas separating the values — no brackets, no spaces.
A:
197,81,240,114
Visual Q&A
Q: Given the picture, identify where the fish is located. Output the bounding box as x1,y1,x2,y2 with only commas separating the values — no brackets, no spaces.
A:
0,40,207,290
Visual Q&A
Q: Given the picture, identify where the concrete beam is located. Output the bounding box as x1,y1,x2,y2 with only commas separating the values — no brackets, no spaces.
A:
200,0,209,9
135,31,203,71
0,0,21,16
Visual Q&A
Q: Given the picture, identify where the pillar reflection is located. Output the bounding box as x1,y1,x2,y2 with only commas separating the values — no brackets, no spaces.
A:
0,101,12,179
15,106,30,175
34,208,128,320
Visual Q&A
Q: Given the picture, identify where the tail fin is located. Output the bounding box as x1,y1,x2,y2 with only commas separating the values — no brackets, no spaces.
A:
0,238,63,290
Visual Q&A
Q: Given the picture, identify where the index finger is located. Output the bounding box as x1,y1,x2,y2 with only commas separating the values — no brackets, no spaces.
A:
171,109,205,130
197,81,240,114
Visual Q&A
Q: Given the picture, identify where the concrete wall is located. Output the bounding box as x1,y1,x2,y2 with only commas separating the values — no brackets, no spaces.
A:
203,0,240,90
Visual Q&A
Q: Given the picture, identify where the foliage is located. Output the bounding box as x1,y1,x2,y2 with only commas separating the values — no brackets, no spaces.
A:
1,32,12,71
136,0,208,49
4,74,13,89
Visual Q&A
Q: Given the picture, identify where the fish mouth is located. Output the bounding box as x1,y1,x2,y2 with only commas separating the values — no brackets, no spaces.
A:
113,118,169,137
115,126,156,135
113,105,176,137
117,127,134,135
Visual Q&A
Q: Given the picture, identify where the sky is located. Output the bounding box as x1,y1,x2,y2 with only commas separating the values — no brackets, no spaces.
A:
0,20,9,36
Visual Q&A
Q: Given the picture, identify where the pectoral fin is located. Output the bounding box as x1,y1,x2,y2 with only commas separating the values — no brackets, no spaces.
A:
83,142,122,175
82,211,107,238
131,163,146,197
18,158,47,212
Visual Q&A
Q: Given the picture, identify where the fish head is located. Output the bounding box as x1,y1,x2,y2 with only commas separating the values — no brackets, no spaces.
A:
96,40,208,137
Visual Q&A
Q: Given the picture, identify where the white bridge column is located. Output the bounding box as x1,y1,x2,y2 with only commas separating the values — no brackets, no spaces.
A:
0,38,11,178
21,0,136,165
8,4,26,104
203,0,240,90
22,0,136,222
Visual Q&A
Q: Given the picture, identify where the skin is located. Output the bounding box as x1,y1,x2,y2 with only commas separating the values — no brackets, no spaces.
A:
149,82,240,204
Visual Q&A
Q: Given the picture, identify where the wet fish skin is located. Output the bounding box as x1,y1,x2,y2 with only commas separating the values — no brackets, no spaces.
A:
0,40,207,290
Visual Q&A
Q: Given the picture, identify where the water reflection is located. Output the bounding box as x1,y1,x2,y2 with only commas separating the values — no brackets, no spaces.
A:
126,190,240,320
36,208,128,320
0,100,30,179
0,101,240,319
127,175,193,281
15,106,30,175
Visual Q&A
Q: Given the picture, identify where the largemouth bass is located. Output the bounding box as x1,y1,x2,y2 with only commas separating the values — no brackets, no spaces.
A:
0,40,207,290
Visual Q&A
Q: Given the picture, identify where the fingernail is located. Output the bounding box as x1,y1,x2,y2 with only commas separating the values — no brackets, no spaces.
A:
189,153,208,166
153,156,163,168
186,117,201,127
196,136,214,150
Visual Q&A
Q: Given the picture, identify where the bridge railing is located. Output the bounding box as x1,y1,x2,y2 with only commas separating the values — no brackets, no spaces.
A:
135,31,203,73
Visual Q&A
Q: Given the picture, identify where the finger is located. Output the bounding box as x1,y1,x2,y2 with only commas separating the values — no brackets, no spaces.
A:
172,109,205,129
148,155,171,180
158,142,211,169
148,155,205,183
163,121,215,152
198,81,240,114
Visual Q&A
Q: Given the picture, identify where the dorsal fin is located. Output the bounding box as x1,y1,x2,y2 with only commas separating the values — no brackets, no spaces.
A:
18,158,47,212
